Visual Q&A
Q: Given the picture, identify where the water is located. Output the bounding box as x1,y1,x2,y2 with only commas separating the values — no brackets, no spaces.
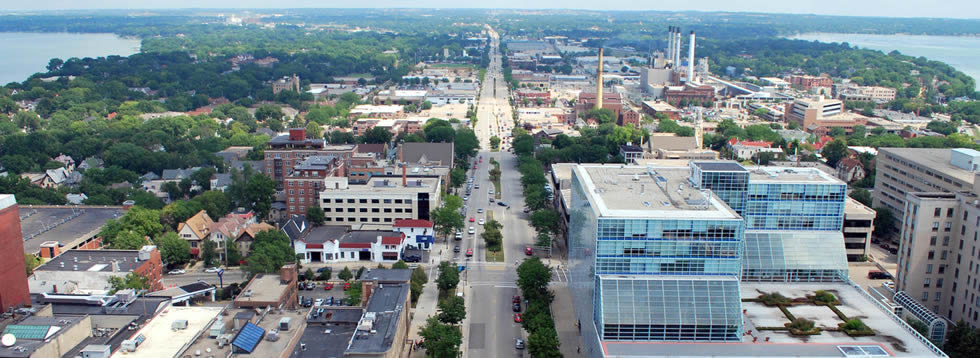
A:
0,32,141,84
788,32,980,90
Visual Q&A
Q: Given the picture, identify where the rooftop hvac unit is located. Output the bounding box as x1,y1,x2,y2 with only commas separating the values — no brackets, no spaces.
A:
172,319,188,330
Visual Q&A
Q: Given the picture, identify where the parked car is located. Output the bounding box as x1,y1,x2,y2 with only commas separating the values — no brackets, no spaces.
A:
515,338,525,349
489,189,494,195
316,267,328,273
466,248,474,257
523,207,530,213
497,201,507,206
514,313,522,323
303,297,313,307
525,246,533,256
325,297,334,305
204,266,222,273
343,282,352,291
324,283,335,290
513,302,521,312
404,255,422,262
168,269,186,275
314,298,324,306
513,295,521,304
868,270,892,279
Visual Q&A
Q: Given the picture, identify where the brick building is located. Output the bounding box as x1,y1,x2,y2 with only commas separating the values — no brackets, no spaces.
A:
664,84,715,107
0,194,31,310
264,128,355,189
787,75,833,90
285,155,346,216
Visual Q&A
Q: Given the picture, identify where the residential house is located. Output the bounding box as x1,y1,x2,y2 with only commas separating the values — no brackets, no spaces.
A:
210,211,256,262
835,157,865,183
53,154,75,171
234,222,276,259
177,210,215,256
210,173,233,192
77,157,104,171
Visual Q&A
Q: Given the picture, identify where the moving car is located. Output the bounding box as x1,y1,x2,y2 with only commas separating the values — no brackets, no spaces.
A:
455,231,463,240
477,208,483,214
468,227,475,234
168,269,186,275
463,196,469,201
454,245,461,253
497,201,507,206
469,217,476,222
205,266,222,273
466,248,474,257
478,219,485,225
475,184,480,189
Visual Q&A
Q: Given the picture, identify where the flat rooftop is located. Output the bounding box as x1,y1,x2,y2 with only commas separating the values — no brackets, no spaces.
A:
600,282,943,357
183,308,306,358
347,284,410,355
880,147,977,184
575,165,740,219
0,315,86,358
747,166,844,185
37,249,145,272
290,323,356,358
845,197,876,216
360,269,412,283
112,306,222,358
18,206,124,254
324,177,441,194
241,274,290,303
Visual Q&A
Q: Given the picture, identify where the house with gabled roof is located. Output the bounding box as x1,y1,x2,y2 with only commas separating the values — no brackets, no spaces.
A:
177,210,215,256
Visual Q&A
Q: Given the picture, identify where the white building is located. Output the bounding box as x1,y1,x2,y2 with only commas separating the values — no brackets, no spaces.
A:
393,219,435,250
318,176,441,227
293,226,407,263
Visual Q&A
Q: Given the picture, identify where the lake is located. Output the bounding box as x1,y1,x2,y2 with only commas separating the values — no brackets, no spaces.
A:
0,32,141,84
788,32,980,90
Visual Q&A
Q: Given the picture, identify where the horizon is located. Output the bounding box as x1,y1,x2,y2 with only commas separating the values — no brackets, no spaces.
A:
0,1,978,20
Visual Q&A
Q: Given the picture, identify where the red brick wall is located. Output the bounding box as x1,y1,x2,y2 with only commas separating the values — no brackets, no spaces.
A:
133,248,164,292
0,203,31,310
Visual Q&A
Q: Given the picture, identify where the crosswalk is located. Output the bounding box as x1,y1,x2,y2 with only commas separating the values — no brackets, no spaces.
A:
552,265,569,282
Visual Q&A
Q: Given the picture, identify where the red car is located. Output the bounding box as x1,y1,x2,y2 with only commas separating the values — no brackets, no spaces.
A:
324,283,334,290
513,295,521,304
469,217,476,222
466,248,474,257
514,313,522,323
525,246,533,256
343,282,352,290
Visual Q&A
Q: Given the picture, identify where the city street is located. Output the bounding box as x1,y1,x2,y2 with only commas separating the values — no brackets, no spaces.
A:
458,28,537,358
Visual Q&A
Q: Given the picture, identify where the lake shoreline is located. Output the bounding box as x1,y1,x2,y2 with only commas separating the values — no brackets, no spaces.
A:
0,32,141,84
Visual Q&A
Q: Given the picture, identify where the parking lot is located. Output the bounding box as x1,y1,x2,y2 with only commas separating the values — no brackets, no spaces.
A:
296,279,355,308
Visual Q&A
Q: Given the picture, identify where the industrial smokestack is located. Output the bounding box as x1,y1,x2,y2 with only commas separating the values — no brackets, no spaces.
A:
596,48,604,110
674,28,682,71
688,31,696,84
666,26,674,66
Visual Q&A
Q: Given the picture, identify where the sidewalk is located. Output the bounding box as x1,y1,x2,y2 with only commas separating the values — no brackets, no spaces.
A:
553,284,585,358
407,238,456,357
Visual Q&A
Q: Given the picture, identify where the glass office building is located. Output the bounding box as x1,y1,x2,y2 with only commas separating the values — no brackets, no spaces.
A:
742,231,849,282
569,165,744,348
691,161,749,215
744,181,846,231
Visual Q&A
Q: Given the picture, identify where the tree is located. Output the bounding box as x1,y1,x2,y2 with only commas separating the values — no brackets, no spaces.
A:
225,238,243,266
906,317,929,337
328,130,355,144
431,205,464,240
436,261,460,292
190,167,217,191
346,282,363,306
305,122,323,139
318,267,332,281
438,295,467,324
530,209,561,236
338,266,354,281
306,206,326,225
107,272,150,294
227,166,276,219
46,57,64,72
527,326,562,358
513,134,535,156
943,320,979,358
201,240,218,268
517,257,552,299
356,266,366,279
419,317,462,358
450,168,466,189
24,254,40,276
410,266,428,303
255,105,284,121
156,232,191,267
873,207,897,239
243,230,294,275
392,260,410,269
821,139,849,167
490,136,501,149
849,188,873,207
453,129,480,161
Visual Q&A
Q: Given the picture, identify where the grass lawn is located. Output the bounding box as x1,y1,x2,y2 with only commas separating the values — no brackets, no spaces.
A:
484,210,504,262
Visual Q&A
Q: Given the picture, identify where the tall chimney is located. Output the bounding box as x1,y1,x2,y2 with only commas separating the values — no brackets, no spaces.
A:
402,163,407,186
688,31,696,84
666,26,673,67
596,48,604,110
675,29,682,71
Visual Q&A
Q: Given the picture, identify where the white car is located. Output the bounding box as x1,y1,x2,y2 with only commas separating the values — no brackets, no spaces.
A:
314,298,324,306
478,219,485,225
477,208,484,214
468,227,475,234
463,196,469,201
489,189,495,195
205,267,222,273
168,269,186,275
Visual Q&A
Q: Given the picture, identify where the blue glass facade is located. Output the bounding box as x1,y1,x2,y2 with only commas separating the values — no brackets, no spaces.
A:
744,182,846,231
691,162,749,215
595,219,743,276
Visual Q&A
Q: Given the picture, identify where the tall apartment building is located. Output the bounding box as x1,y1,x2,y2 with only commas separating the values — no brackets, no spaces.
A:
284,155,345,216
264,128,355,189
873,148,980,235
318,176,441,228
895,150,980,328
569,162,941,357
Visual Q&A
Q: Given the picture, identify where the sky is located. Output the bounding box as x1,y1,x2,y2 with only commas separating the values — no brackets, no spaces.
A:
1,0,978,19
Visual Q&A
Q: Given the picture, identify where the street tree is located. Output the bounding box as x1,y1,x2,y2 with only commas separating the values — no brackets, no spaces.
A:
108,272,150,294
431,205,464,240
419,317,462,358
392,260,410,269
243,230,293,275
527,326,562,358
438,295,467,325
318,267,332,281
156,232,191,267
490,136,501,149
530,209,560,236
450,168,466,189
338,266,354,281
201,240,218,267
821,139,849,167
517,257,552,299
306,206,326,225
361,127,392,144
225,238,243,266
437,261,460,292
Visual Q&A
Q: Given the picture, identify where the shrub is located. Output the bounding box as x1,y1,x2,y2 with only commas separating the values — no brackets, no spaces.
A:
786,318,820,335
841,319,874,336
760,292,792,306
842,319,867,331
813,290,838,305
